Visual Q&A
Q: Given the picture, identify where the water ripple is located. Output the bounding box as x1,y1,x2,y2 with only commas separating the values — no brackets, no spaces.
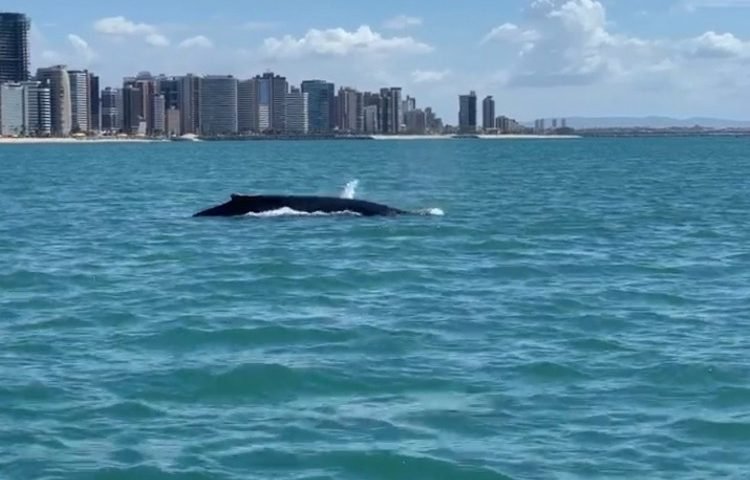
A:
2,139,749,479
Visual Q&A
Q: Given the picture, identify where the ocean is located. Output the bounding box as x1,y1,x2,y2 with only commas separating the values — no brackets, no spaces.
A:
1,138,749,479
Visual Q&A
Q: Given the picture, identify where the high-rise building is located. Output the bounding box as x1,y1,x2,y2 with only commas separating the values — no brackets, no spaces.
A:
458,91,477,133
25,81,52,136
302,80,335,134
68,70,90,133
425,107,443,133
378,87,402,134
238,79,259,133
0,82,24,136
152,93,166,134
124,72,158,134
166,107,181,137
0,81,51,136
285,86,308,134
496,116,523,134
121,85,143,134
337,87,363,133
255,72,287,133
89,73,100,132
0,13,30,84
482,96,495,132
363,105,380,134
401,95,416,126
158,76,180,109
363,91,380,107
101,87,121,133
405,109,427,134
178,74,200,134
534,119,546,133
199,75,238,135
258,105,270,131
35,65,72,136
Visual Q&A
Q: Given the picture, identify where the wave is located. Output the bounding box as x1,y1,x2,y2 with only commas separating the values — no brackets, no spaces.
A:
244,207,445,218
244,207,362,217
417,208,445,216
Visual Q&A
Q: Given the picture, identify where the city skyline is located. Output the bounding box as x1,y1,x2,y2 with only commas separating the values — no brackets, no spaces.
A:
1,0,749,121
2,10,460,138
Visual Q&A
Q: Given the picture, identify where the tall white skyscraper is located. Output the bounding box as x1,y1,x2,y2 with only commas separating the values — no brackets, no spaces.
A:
199,75,238,135
152,94,166,134
24,81,52,136
68,70,90,133
258,105,270,131
337,87,363,133
0,81,52,136
285,87,308,134
0,83,25,136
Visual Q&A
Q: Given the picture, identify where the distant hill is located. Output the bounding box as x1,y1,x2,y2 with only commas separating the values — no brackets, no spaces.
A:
529,117,750,129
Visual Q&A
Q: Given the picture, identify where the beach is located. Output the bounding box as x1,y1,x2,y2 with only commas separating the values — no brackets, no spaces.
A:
0,137,159,144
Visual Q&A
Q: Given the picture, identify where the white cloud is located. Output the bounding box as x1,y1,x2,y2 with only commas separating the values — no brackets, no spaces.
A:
483,0,642,87
383,15,423,30
262,25,432,58
94,16,157,35
94,16,170,47
67,34,96,63
484,0,750,88
146,33,170,47
179,35,213,48
411,69,451,83
481,23,539,44
683,31,750,58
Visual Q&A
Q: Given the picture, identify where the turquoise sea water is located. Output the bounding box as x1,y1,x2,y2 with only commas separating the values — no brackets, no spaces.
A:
1,138,749,479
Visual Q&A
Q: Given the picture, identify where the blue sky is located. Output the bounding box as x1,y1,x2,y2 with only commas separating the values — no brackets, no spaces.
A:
6,0,750,121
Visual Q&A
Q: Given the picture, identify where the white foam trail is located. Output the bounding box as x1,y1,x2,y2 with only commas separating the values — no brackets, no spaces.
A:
341,180,359,199
418,208,445,216
245,207,361,218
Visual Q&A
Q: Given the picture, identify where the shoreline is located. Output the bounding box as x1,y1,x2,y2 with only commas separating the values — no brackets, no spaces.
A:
0,134,581,145
370,134,581,140
0,137,160,144
5,131,747,144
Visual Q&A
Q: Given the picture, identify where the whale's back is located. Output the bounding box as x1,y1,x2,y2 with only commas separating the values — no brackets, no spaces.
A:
194,194,406,217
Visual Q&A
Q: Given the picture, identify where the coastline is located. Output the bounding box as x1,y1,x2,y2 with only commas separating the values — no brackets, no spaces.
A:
370,134,581,140
0,137,159,144
0,134,582,144
10,131,748,143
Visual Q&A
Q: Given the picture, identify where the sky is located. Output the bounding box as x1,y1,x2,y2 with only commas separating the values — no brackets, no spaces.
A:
6,0,750,122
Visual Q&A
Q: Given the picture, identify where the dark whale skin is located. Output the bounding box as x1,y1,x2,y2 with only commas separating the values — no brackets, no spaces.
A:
193,194,408,217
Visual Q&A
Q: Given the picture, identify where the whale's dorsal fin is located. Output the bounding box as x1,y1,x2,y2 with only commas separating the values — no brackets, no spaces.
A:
230,193,243,200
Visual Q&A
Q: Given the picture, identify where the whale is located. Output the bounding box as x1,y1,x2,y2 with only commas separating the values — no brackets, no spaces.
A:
193,193,410,217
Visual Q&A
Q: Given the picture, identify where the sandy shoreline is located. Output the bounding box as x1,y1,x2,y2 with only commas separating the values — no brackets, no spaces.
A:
0,134,581,144
0,137,160,144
